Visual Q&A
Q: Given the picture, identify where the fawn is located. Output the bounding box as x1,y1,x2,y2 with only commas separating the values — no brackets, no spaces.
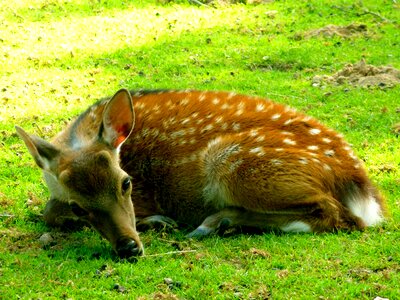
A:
16,89,386,258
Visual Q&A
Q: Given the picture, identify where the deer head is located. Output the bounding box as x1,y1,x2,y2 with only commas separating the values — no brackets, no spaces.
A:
16,89,143,258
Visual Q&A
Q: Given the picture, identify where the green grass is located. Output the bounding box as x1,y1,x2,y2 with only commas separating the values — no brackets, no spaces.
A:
1,0,399,298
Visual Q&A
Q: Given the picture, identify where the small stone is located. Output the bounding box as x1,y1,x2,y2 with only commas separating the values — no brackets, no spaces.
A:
39,233,54,248
113,284,127,293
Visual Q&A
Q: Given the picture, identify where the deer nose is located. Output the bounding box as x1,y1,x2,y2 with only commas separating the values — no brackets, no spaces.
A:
116,239,143,258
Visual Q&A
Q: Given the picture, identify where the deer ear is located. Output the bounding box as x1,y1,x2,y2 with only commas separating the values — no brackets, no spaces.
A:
101,89,135,149
15,126,60,172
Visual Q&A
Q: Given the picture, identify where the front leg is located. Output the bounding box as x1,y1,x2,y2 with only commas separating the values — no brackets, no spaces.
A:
136,215,178,232
43,198,86,230
186,208,238,238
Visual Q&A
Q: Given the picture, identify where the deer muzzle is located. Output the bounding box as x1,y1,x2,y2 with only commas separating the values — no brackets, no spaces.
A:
116,238,143,258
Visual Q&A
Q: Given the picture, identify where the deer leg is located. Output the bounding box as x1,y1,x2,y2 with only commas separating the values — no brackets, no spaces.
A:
136,215,178,231
186,208,315,238
186,195,365,238
186,208,240,238
43,198,86,230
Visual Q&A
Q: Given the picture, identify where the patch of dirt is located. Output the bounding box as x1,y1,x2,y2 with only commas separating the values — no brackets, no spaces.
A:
312,60,400,89
248,285,271,300
304,23,368,38
248,247,271,258
392,123,400,135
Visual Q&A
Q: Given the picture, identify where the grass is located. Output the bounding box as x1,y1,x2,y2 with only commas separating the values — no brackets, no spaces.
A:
1,0,399,298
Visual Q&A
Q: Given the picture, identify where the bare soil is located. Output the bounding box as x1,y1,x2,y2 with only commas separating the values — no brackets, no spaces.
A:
304,23,368,38
312,60,400,89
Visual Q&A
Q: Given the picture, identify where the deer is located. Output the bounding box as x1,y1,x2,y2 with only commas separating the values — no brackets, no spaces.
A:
16,89,386,259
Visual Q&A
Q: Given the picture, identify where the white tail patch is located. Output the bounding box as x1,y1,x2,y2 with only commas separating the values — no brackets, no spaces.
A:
281,221,311,233
347,194,383,226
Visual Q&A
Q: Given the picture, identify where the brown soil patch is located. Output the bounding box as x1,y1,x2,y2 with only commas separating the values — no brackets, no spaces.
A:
392,123,400,135
304,23,368,38
312,60,400,89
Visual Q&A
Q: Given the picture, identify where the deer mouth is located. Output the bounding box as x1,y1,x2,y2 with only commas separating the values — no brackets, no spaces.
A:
116,238,144,258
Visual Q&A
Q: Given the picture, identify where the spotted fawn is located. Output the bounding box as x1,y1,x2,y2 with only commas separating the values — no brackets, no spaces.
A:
16,89,386,258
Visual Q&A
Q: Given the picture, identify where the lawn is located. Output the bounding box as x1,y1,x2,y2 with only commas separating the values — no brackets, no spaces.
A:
0,0,399,299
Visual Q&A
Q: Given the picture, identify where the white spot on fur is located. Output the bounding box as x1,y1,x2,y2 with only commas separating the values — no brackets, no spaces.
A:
235,109,244,116
256,135,265,142
232,123,241,131
249,129,259,137
281,131,294,136
271,113,281,121
323,164,332,171
170,130,186,139
136,102,145,110
207,136,223,147
151,129,160,137
281,221,311,233
212,98,220,105
271,159,283,165
299,157,308,164
275,148,284,152
141,128,150,137
322,138,332,144
283,138,296,146
153,104,161,113
324,150,335,157
221,123,228,130
349,152,357,160
309,128,321,135
215,116,224,124
187,127,196,134
347,195,383,226
181,118,190,125
221,103,231,110
307,145,319,151
201,124,214,133
249,147,265,156
159,133,168,141
283,119,293,126
256,103,265,112
199,93,206,101
312,158,320,163
228,92,236,99
180,98,189,106
284,106,297,114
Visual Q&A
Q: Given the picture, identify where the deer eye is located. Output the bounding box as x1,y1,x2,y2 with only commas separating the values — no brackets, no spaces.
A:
70,202,88,217
122,177,131,193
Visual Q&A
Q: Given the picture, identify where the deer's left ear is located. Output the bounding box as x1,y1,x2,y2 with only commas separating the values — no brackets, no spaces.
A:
101,89,135,149
15,126,60,172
